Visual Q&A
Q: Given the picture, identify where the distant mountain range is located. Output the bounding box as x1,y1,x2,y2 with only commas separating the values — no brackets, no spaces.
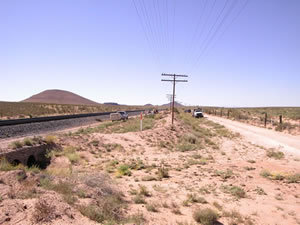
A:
22,89,99,105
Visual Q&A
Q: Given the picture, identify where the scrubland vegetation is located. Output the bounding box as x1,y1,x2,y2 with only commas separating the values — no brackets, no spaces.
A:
202,106,300,134
0,101,144,119
0,110,299,224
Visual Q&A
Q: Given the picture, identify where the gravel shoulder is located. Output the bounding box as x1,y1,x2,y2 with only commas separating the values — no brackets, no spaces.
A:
207,115,300,156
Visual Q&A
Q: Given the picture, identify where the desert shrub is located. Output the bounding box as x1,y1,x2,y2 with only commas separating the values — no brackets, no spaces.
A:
133,195,146,204
129,158,145,170
117,164,131,176
255,187,267,195
157,166,169,179
214,169,234,180
23,138,33,146
10,141,24,149
193,208,219,225
139,185,151,197
176,143,197,152
90,140,99,147
33,198,56,223
146,202,159,212
0,158,20,171
186,193,207,204
286,173,300,183
102,143,124,152
44,135,57,144
266,149,284,159
221,185,246,198
275,122,296,131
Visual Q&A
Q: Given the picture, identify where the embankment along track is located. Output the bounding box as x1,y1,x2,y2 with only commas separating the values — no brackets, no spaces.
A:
0,111,143,141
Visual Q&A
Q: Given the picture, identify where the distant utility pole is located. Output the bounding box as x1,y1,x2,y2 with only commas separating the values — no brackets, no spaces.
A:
161,73,188,125
166,94,176,111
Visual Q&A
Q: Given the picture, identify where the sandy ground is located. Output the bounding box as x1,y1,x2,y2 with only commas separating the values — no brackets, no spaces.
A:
0,112,299,225
207,115,300,157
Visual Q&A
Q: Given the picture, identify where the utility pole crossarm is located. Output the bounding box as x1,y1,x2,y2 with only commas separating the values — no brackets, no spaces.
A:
161,79,188,82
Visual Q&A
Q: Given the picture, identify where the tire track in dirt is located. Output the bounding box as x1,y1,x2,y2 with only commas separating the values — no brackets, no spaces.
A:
207,115,300,157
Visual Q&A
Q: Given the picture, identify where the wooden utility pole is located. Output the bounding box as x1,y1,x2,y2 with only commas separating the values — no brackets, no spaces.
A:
161,73,188,125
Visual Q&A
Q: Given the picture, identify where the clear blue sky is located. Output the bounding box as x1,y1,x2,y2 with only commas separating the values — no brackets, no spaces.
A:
0,0,299,106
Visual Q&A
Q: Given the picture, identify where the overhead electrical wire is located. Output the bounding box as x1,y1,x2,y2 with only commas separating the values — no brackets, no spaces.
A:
192,0,249,70
132,0,248,74
190,0,241,74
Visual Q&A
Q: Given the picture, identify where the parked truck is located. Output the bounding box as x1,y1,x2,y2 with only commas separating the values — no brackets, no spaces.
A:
192,108,204,118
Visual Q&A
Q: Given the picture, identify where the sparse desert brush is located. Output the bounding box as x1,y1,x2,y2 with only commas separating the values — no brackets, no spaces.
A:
212,201,223,211
221,185,246,199
186,193,207,204
146,202,159,212
133,194,146,204
117,164,131,176
129,158,146,170
266,149,284,159
214,169,234,180
89,140,99,147
254,186,267,195
44,135,57,144
138,185,151,197
260,169,285,181
157,165,169,179
23,137,33,146
102,143,124,152
10,140,24,149
33,198,56,223
286,173,300,183
193,208,219,225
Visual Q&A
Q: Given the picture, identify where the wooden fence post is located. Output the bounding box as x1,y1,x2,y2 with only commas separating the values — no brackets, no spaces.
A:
279,115,282,124
264,113,267,127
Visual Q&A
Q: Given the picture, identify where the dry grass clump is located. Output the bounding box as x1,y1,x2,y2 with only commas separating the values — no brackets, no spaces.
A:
266,149,284,159
33,198,56,223
9,140,24,149
146,202,159,212
260,169,300,183
117,164,132,177
221,185,246,199
184,193,207,206
193,208,219,225
44,135,57,145
157,165,169,179
48,146,80,164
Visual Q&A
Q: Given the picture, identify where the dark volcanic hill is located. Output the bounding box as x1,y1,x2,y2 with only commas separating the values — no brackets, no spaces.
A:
160,101,184,107
22,89,99,105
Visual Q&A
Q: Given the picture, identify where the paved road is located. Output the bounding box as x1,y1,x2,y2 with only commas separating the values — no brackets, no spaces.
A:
207,115,300,157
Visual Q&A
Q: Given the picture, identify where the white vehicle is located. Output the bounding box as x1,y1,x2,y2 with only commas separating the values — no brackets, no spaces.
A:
193,109,204,118
110,111,128,121
117,111,128,120
110,112,122,121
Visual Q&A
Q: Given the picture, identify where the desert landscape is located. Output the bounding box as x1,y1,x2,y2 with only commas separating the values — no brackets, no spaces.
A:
1,1,299,224
0,109,299,225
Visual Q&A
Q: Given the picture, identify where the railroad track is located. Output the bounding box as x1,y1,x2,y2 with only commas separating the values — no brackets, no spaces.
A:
0,109,152,140
0,110,144,127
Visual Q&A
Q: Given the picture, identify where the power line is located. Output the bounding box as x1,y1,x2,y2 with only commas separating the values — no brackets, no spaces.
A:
190,0,240,73
132,0,161,69
194,0,249,68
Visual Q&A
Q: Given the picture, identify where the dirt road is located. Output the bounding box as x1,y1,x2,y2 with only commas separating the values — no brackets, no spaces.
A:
207,115,300,157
